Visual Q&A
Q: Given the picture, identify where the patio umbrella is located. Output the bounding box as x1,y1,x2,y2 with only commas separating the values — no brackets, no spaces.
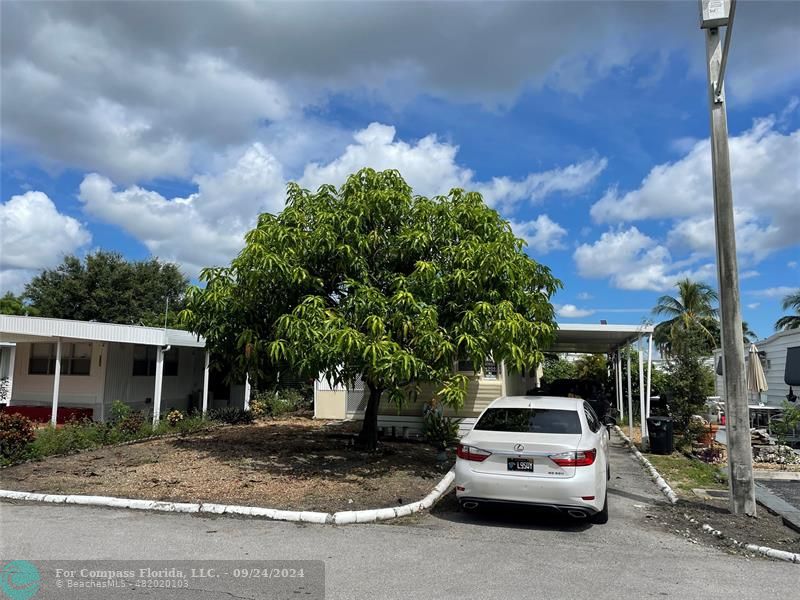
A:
746,343,768,403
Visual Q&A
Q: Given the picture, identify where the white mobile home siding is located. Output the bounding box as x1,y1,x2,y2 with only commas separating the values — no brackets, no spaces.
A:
714,330,800,407
103,344,206,418
9,342,108,419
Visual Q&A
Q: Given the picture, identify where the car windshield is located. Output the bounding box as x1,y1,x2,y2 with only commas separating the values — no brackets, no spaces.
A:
474,408,582,434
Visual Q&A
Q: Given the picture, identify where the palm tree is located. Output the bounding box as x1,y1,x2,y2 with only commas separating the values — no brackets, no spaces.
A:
776,290,800,331
742,321,759,343
653,278,719,355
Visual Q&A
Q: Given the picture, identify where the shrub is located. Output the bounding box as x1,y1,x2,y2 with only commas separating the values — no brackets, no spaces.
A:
0,412,36,460
167,409,185,427
29,419,113,458
250,389,306,418
422,403,460,449
110,400,131,424
208,406,254,425
116,411,146,435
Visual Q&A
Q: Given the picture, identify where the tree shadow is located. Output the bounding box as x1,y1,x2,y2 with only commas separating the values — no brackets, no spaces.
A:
165,420,446,482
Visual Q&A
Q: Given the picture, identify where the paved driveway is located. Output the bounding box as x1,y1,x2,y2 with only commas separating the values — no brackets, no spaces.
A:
1,434,797,599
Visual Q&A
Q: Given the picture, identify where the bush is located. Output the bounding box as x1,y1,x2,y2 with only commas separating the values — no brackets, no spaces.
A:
422,403,460,449
208,406,254,425
0,412,36,461
116,411,146,436
250,389,306,418
166,409,185,427
31,420,104,457
110,399,131,424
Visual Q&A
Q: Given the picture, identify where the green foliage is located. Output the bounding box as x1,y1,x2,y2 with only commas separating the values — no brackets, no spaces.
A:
116,411,145,435
110,400,131,424
574,354,608,383
208,406,255,425
541,354,577,384
422,404,460,449
775,290,800,331
23,251,188,326
250,389,306,418
653,278,719,356
0,292,39,316
647,452,727,493
770,401,800,446
0,413,36,461
182,168,560,447
661,330,715,437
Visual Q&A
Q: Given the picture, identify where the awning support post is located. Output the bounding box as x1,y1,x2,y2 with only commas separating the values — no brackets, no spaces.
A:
152,346,164,426
244,373,251,411
638,336,648,449
626,343,633,441
50,338,62,427
202,350,210,415
646,333,654,418
5,345,16,406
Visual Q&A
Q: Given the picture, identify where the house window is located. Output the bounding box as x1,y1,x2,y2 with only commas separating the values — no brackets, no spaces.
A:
132,346,178,376
28,342,92,376
483,359,499,380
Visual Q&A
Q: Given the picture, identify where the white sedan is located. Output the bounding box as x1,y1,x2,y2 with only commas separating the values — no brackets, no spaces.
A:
455,396,611,523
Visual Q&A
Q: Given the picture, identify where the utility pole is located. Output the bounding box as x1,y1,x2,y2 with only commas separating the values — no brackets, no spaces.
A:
699,0,756,516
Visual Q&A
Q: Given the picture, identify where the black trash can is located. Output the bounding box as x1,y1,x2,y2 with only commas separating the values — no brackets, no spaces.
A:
647,416,674,455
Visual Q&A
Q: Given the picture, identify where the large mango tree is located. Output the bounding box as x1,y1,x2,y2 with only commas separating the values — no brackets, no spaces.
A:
182,168,560,450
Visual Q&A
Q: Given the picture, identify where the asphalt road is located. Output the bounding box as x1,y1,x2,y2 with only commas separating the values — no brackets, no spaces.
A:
1,434,797,600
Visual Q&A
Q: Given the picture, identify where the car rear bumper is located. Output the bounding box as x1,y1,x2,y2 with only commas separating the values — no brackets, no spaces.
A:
455,460,604,512
456,496,601,515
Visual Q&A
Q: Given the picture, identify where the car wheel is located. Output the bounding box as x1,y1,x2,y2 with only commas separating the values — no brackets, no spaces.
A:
590,489,609,524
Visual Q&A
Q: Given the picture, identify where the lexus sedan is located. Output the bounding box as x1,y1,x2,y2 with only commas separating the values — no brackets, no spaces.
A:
455,396,611,523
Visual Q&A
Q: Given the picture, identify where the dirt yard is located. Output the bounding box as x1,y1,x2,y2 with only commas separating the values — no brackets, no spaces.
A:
0,418,449,512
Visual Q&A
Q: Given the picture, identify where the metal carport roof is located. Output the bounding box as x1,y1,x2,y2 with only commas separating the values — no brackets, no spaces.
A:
548,323,654,354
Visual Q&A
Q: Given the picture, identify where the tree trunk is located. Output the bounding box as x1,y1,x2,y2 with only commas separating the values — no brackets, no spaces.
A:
357,383,383,451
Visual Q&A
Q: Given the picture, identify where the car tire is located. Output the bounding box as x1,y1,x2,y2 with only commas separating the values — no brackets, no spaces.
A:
590,489,609,524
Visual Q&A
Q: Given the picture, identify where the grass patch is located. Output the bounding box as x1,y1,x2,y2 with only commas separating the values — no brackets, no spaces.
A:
647,452,727,494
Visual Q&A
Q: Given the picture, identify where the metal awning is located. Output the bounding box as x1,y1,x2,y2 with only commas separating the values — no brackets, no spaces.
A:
549,323,654,354
0,315,205,348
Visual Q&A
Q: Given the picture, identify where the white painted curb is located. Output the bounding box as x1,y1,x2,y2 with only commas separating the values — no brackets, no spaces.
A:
0,468,455,526
614,425,679,504
688,517,800,564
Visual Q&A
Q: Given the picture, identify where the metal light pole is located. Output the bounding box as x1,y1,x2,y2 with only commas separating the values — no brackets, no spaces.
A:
699,0,756,516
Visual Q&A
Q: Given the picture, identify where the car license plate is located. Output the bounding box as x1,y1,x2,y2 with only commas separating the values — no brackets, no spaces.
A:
507,458,533,471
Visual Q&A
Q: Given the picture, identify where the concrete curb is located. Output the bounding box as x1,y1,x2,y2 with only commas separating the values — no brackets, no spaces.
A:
0,468,455,525
614,425,679,504
683,515,800,564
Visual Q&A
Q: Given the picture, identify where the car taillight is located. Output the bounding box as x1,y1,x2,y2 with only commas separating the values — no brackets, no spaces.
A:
456,444,491,462
549,449,597,467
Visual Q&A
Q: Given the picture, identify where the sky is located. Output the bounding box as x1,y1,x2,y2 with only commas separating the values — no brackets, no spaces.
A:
0,0,798,340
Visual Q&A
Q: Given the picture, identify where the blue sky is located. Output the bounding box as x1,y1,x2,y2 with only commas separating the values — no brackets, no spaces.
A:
1,1,798,339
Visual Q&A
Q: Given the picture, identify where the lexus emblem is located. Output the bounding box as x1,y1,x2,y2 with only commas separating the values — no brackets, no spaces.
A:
514,443,525,452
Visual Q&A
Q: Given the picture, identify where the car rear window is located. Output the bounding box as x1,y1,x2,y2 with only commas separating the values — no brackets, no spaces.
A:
474,408,581,434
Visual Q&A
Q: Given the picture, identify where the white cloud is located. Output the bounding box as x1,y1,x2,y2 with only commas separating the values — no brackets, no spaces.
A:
508,215,568,255
78,143,286,274
747,303,761,310
573,226,715,291
789,261,798,269
740,270,760,280
577,292,593,300
590,117,800,264
0,191,91,292
477,158,607,211
749,287,798,299
76,124,591,277
557,304,595,319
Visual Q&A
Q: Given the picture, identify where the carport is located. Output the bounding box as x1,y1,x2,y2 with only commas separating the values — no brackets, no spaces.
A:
548,323,655,445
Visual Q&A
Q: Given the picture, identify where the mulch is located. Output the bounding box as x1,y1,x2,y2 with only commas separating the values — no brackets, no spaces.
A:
0,418,450,513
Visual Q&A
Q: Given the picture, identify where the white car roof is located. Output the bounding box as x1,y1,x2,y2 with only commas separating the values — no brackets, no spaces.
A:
485,396,584,411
